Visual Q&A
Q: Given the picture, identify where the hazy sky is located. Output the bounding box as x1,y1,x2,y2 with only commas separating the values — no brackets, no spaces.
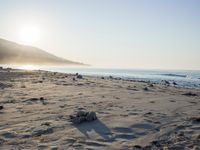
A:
0,0,200,69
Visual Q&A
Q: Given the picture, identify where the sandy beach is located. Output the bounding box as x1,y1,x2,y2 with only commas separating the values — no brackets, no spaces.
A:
0,68,199,150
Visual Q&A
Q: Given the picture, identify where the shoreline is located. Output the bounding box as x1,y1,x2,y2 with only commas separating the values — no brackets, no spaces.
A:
1,66,200,89
0,68,200,149
33,69,200,90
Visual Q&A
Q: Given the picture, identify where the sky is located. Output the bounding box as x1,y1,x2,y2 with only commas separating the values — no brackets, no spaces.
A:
0,0,200,70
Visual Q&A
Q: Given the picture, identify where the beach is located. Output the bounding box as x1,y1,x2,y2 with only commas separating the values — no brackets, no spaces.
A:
0,68,199,150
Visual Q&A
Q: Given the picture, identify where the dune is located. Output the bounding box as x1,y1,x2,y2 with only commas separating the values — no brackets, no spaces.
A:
0,38,84,65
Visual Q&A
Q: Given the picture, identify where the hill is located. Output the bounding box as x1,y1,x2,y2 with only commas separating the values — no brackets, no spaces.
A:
0,38,83,65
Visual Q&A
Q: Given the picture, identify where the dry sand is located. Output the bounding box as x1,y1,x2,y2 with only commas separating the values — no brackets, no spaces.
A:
0,68,200,150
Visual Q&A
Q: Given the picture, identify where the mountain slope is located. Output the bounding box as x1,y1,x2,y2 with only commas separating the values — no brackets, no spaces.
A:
0,38,83,65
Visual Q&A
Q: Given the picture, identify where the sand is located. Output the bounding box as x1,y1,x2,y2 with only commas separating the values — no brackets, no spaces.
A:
0,68,199,150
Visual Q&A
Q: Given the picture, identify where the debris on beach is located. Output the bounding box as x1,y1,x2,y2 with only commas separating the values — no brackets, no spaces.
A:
69,110,97,124
74,73,83,79
22,97,47,105
182,92,197,97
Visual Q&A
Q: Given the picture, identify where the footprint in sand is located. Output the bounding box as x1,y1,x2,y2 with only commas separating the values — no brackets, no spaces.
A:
130,123,155,136
169,100,176,102
128,112,139,115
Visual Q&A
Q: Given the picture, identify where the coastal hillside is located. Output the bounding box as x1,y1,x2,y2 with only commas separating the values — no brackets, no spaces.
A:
0,38,83,65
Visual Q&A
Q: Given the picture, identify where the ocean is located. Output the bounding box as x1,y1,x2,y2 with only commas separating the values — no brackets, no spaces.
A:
42,67,200,89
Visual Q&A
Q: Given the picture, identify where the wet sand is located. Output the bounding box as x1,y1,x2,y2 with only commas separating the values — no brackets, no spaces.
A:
0,68,200,150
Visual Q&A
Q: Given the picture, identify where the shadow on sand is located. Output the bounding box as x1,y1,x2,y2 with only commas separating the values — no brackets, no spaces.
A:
75,119,114,142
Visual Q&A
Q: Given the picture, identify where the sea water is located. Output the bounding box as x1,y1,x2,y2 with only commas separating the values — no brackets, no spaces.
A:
43,67,200,89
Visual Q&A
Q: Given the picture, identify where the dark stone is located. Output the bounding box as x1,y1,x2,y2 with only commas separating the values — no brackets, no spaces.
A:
149,84,154,87
0,82,12,89
162,80,170,85
41,122,51,126
72,116,86,124
77,83,84,86
29,98,39,101
0,105,3,110
190,117,200,123
32,127,53,136
178,132,184,136
151,140,159,145
70,110,97,124
77,75,83,79
76,110,87,117
183,92,197,96
2,132,17,138
86,111,97,121
145,112,152,115
133,145,143,150
50,146,58,150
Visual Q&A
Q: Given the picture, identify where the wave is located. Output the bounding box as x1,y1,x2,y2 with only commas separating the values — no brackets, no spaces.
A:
160,73,187,78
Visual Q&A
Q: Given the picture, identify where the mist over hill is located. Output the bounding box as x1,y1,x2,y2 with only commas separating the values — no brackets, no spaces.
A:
0,38,83,66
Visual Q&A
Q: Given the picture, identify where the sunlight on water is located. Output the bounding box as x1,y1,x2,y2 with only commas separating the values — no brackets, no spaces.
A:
18,65,38,70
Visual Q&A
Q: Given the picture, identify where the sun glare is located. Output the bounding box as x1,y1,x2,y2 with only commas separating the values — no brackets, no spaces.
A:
18,24,41,45
18,65,38,70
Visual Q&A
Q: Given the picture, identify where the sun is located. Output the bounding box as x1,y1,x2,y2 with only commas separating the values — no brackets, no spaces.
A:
18,24,41,45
